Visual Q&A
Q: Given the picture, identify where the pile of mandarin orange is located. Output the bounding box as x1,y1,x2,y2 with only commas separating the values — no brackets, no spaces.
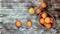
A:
15,2,54,29
39,12,54,29
35,2,54,29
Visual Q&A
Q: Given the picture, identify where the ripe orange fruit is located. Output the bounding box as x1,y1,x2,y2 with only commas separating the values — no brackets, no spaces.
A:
15,20,22,28
41,12,47,18
36,8,42,15
45,17,51,23
39,18,45,24
44,23,52,29
50,17,54,23
41,2,47,8
26,20,32,28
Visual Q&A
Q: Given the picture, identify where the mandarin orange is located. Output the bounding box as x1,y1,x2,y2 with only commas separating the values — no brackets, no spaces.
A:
41,2,47,8
50,17,54,23
39,18,45,24
41,12,47,18
26,20,32,28
36,8,42,15
44,23,52,29
15,20,22,28
45,17,51,23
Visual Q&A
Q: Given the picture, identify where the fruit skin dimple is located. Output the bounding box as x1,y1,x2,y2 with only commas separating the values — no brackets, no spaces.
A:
42,12,47,18
26,20,32,28
39,18,45,24
28,7,35,15
45,17,51,23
